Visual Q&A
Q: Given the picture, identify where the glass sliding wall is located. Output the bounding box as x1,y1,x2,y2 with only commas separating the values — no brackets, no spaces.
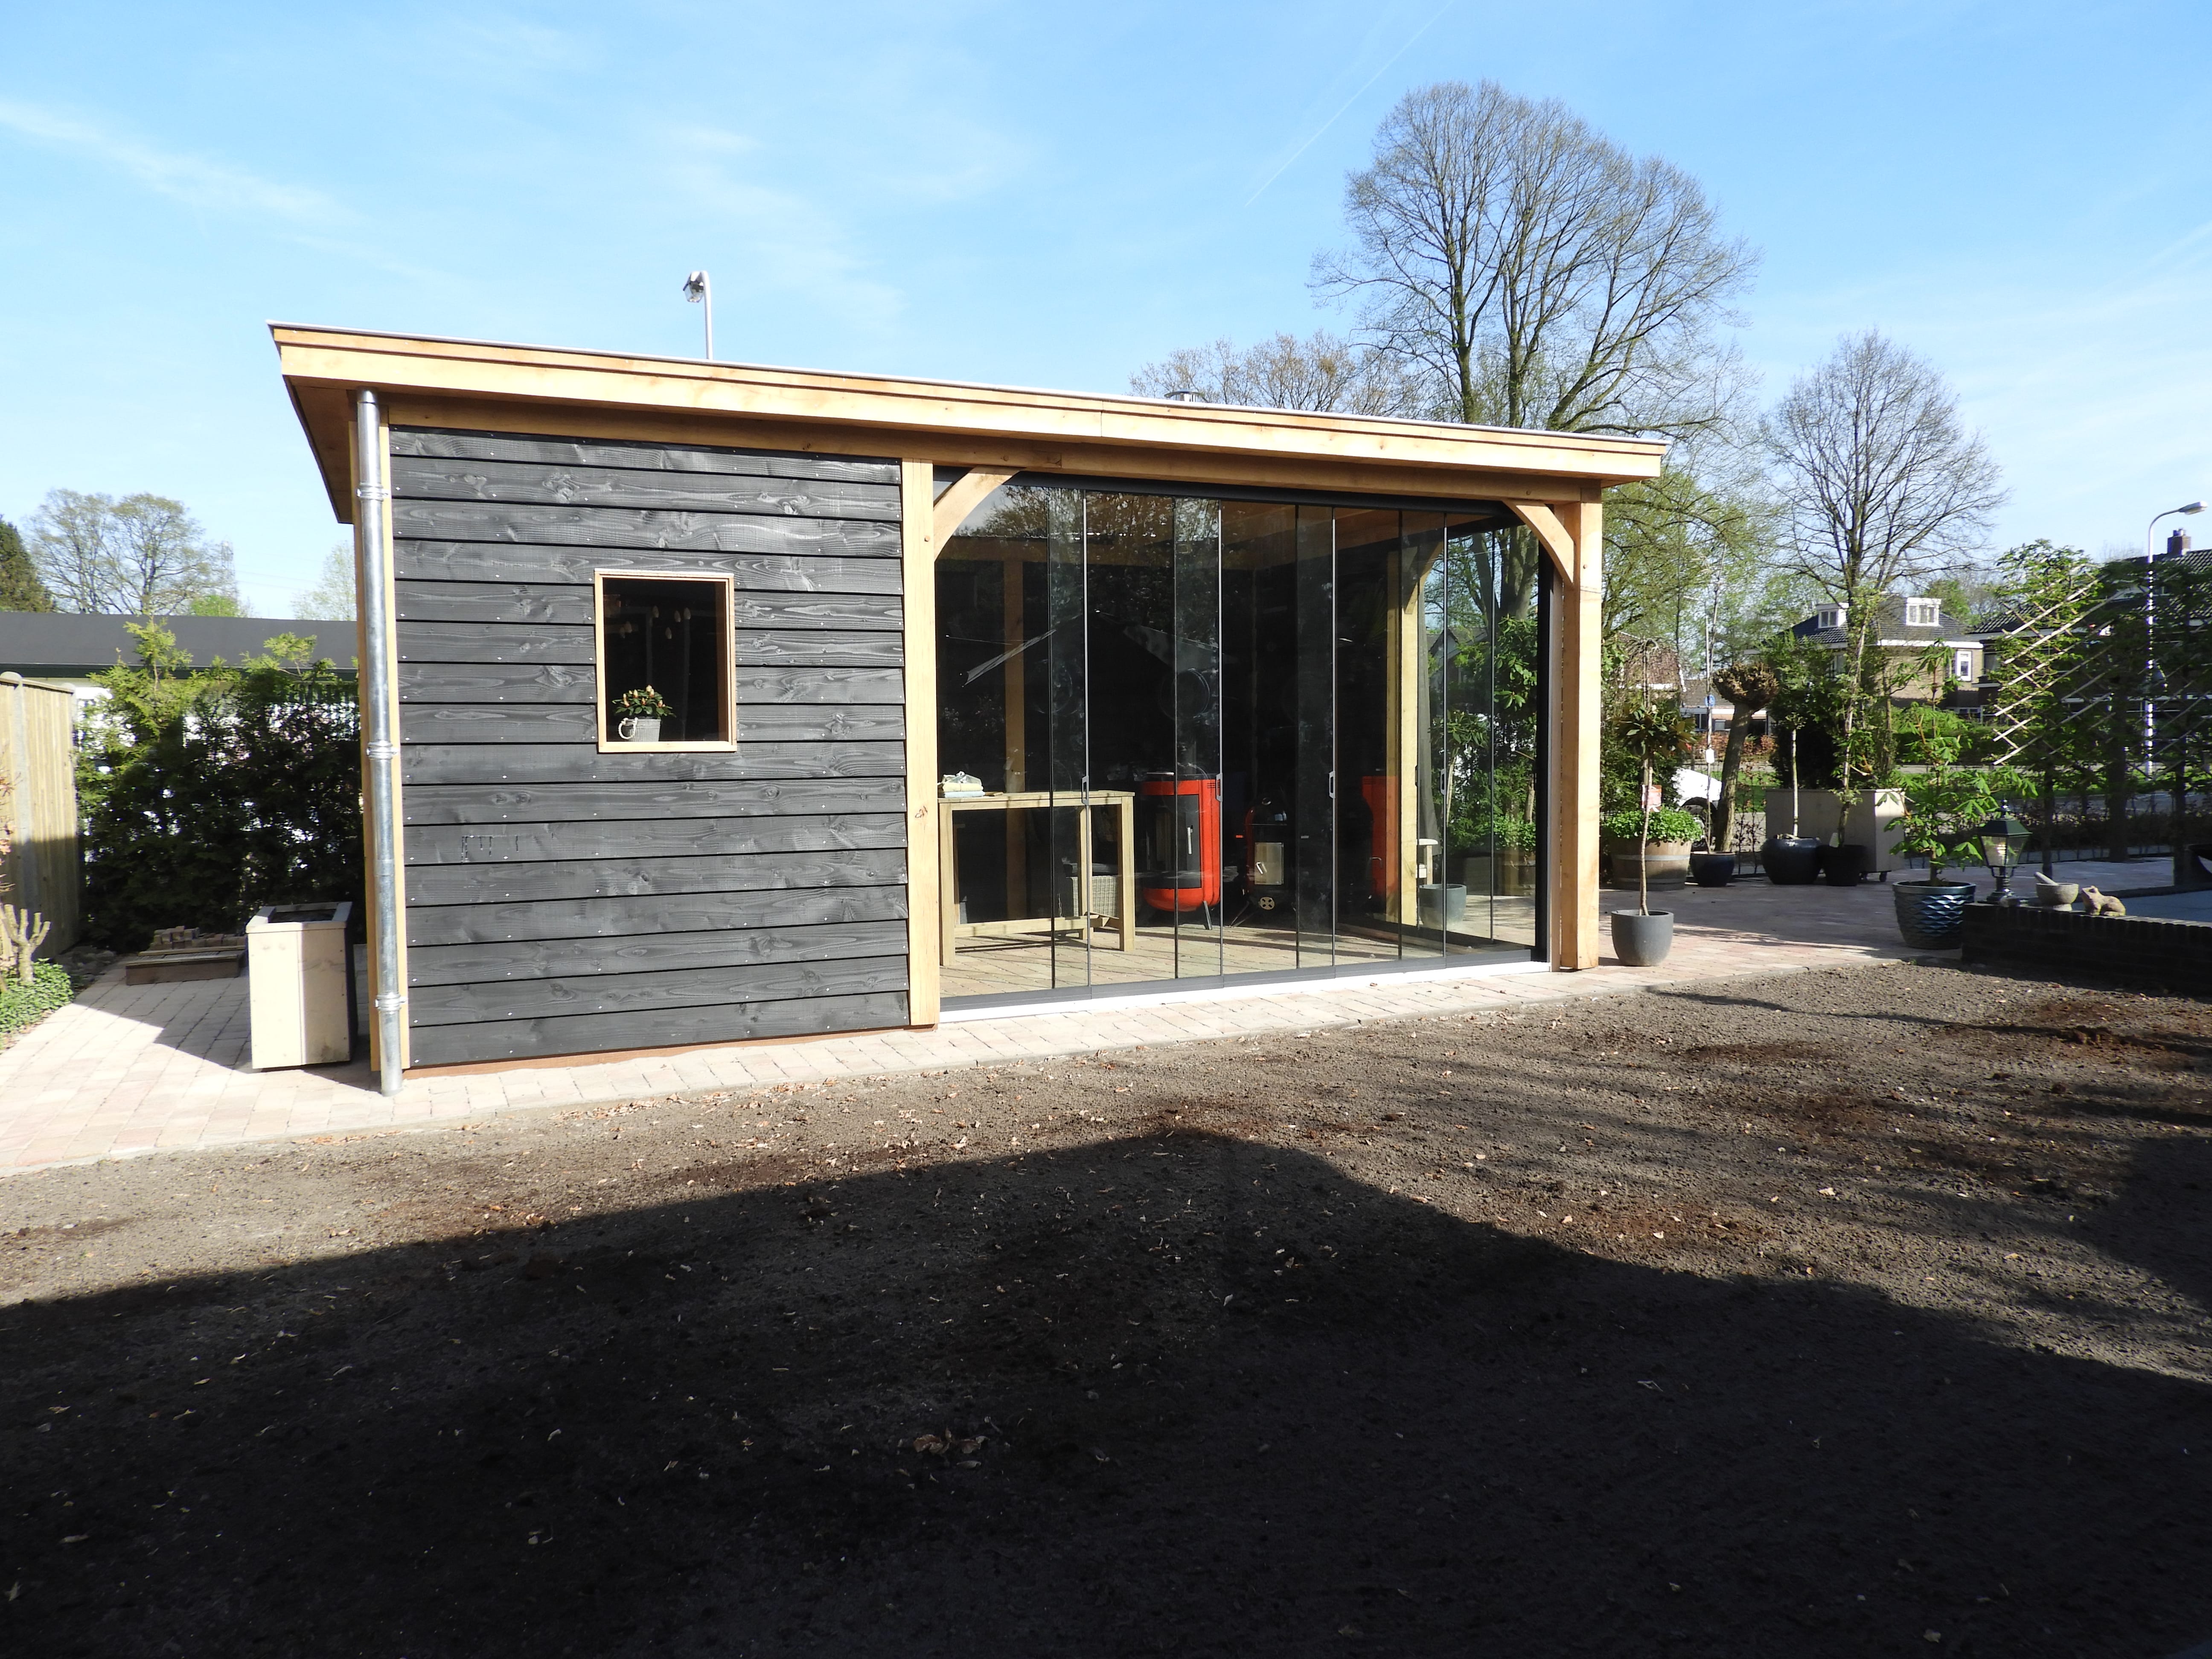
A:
937,484,1538,1006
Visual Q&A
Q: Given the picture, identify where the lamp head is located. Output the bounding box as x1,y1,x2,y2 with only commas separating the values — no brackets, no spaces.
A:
2181,501,2207,515
682,271,709,303
1163,387,1204,403
1977,814,2028,873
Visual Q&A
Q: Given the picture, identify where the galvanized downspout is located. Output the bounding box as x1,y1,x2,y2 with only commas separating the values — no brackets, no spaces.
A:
354,389,405,1096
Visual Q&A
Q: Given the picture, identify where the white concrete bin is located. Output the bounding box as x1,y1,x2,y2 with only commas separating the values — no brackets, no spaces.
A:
247,901,354,1069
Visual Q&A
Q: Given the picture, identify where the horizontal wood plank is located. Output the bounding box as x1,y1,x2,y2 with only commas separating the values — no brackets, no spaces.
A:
393,542,902,590
393,454,899,522
409,954,908,1027
731,703,905,741
401,729,902,784
733,629,902,665
406,989,909,1067
395,581,595,625
405,813,906,865
729,592,901,630
400,703,600,743
391,426,897,484
393,500,901,556
398,621,595,664
409,908,908,978
737,666,904,704
397,661,596,703
404,774,905,825
403,846,906,906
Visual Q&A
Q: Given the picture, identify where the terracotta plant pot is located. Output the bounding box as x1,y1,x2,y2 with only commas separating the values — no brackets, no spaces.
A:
1688,852,1736,888
1610,909,1674,966
1894,881,1975,948
1762,836,1822,885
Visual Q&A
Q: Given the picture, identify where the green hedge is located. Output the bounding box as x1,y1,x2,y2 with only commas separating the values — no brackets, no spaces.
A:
0,962,74,1039
79,626,361,949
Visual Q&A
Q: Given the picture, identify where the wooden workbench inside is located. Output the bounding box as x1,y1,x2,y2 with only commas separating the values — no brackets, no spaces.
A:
937,790,1136,960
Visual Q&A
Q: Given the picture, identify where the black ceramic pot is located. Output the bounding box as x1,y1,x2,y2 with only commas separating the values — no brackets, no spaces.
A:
1762,836,1821,885
1894,881,1974,947
1819,843,1872,886
1688,852,1736,888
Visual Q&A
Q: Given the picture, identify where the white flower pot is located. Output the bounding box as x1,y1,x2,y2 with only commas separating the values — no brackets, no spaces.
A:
617,716,662,743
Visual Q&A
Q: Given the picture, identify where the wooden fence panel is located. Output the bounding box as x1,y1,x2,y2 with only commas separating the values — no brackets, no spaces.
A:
0,674,81,956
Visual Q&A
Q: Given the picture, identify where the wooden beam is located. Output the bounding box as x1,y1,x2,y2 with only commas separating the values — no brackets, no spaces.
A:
900,459,941,1027
933,466,1019,546
1504,500,1576,583
1548,500,1604,972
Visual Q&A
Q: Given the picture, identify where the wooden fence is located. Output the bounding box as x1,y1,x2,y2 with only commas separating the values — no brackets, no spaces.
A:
0,672,80,955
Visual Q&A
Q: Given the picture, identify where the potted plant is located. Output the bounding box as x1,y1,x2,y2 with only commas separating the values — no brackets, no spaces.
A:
1890,728,2010,948
612,685,672,743
1601,806,1703,891
1609,696,1692,966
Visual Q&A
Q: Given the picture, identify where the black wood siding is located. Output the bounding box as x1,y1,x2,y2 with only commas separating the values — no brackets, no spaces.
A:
389,427,908,1065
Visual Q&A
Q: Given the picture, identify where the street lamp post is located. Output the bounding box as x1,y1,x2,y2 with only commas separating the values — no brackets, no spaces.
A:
682,271,713,360
2148,499,2205,559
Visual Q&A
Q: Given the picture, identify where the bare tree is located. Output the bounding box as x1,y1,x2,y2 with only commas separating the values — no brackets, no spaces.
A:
1310,80,1757,612
1766,329,2006,813
1131,329,1424,416
29,490,238,615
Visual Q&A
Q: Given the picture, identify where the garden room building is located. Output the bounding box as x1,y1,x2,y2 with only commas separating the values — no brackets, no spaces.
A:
272,326,1662,1087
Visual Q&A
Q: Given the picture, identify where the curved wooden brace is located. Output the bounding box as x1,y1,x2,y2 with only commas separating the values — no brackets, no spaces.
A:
933,466,1021,548
1504,500,1577,585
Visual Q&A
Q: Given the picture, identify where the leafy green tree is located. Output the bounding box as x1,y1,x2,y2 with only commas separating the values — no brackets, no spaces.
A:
292,543,357,620
0,517,55,611
78,625,360,947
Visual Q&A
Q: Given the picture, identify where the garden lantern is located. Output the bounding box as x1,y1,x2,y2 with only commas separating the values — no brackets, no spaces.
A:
1976,815,2029,903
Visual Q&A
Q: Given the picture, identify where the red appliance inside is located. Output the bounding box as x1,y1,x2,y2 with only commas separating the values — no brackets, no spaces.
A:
1138,775,1222,914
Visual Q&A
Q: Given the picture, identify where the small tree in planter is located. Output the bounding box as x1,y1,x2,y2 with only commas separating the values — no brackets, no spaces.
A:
1609,696,1693,965
612,685,673,742
1889,721,2018,948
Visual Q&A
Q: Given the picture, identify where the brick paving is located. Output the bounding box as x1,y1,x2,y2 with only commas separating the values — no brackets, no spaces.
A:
0,858,2170,1176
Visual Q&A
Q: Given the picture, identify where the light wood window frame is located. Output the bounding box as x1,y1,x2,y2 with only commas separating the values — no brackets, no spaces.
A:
591,567,738,753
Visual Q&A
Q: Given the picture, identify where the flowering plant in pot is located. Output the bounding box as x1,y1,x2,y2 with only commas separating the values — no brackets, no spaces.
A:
1889,725,2014,948
612,685,672,742
1608,696,1692,967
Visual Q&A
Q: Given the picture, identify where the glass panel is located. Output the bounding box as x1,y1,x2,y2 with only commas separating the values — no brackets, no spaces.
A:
1405,512,1449,958
599,575,729,743
1293,505,1336,968
1332,507,1403,967
1220,503,1302,978
1173,498,1224,979
1083,493,1175,988
1042,489,1090,990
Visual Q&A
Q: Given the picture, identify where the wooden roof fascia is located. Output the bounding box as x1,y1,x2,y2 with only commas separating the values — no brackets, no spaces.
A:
274,325,1667,524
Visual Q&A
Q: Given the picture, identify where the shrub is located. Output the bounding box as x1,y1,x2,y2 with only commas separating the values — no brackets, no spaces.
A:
0,960,73,1039
78,626,361,949
1602,807,1702,846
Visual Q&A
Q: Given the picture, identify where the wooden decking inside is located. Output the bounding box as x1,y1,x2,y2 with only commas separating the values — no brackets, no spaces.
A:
940,905,1536,1001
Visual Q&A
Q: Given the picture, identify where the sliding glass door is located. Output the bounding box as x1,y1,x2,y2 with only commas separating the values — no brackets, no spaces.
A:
936,483,1538,1004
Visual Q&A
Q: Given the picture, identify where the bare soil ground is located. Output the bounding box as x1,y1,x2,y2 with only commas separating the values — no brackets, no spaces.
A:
4,959,2210,1658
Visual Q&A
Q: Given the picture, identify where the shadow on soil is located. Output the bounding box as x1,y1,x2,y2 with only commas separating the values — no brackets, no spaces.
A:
4,1127,2208,1658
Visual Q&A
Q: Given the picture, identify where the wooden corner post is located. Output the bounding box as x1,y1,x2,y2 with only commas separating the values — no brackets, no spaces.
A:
1507,499,1603,972
900,460,942,1026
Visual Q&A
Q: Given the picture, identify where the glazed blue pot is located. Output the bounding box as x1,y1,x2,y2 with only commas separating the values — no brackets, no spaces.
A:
1763,836,1822,885
1894,880,1975,948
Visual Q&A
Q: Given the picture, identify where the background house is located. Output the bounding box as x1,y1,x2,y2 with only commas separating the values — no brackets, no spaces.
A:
1791,596,1984,707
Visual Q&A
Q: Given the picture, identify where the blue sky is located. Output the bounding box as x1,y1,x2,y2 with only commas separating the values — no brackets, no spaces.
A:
1,0,2206,612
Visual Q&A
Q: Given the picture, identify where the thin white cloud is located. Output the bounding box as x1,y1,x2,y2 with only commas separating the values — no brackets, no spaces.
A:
1245,0,1456,207
0,99,343,225
660,125,905,335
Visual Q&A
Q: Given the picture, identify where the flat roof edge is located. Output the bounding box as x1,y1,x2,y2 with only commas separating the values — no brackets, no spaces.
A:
267,322,1671,465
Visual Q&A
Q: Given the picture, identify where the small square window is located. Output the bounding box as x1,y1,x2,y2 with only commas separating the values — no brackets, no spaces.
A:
593,570,735,751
